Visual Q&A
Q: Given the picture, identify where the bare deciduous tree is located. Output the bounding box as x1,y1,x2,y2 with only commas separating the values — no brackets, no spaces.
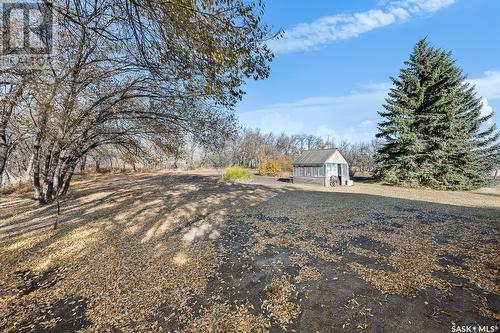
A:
0,0,274,204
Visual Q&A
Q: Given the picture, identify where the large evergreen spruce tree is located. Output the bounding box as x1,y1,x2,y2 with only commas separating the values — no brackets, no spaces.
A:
375,39,499,190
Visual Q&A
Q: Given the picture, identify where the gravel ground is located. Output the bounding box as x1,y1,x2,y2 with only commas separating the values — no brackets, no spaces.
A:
0,171,499,332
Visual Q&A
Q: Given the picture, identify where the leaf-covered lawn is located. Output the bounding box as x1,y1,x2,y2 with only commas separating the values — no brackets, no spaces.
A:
0,172,498,332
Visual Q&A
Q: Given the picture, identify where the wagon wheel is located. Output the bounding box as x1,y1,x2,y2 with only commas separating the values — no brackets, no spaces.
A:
329,176,340,187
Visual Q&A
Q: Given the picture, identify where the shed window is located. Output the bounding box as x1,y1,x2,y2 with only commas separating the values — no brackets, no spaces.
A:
295,166,326,177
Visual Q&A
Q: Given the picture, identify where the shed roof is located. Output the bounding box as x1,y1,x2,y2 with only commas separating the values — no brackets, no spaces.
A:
293,149,347,166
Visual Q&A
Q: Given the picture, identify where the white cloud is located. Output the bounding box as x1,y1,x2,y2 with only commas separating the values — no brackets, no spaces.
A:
333,127,378,143
268,0,455,54
239,111,304,135
315,124,377,144
359,81,393,91
467,70,500,126
468,70,500,101
359,120,375,128
480,99,493,117
315,124,336,139
238,85,388,143
478,98,494,127
238,70,500,142
393,0,455,14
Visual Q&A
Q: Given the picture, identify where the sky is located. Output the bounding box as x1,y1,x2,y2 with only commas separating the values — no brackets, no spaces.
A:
236,0,500,143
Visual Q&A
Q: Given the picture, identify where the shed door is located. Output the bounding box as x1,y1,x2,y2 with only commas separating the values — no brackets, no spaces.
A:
326,163,337,177
342,164,350,181
337,164,349,183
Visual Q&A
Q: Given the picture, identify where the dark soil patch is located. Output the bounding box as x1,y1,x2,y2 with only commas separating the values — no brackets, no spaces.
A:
14,267,62,296
432,271,470,287
16,296,91,333
437,253,467,268
332,221,369,230
394,206,472,225
486,293,500,314
349,235,396,256
345,252,395,271
433,233,457,244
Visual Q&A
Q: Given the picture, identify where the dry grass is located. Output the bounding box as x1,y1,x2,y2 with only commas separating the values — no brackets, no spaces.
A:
295,266,322,283
0,181,34,195
262,276,300,328
182,302,270,333
315,181,500,210
0,172,279,332
0,171,498,332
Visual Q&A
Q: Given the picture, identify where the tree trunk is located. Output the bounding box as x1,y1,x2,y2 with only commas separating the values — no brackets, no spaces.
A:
61,163,77,196
0,82,24,186
33,109,49,204
25,151,35,182
43,144,61,202
33,139,44,204
0,148,7,187
80,155,86,173
0,119,9,187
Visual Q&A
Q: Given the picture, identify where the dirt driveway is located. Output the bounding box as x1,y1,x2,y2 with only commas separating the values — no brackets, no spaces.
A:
0,171,499,332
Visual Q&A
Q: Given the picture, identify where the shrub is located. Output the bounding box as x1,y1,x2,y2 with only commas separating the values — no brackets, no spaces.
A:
224,166,252,181
275,158,293,174
258,160,280,177
258,158,292,177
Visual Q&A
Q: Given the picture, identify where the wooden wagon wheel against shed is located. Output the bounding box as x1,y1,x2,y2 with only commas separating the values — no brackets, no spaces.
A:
329,175,340,187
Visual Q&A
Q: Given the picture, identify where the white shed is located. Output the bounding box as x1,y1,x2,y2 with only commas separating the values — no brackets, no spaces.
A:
293,149,350,187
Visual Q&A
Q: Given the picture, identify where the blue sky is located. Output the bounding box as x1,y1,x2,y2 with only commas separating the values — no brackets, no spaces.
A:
237,0,500,143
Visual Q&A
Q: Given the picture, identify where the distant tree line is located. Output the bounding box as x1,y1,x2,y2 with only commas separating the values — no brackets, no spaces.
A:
157,129,381,175
21,128,378,177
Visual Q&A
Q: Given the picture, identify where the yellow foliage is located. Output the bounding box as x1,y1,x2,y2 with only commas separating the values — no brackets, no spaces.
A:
275,158,292,173
258,158,292,177
225,166,252,181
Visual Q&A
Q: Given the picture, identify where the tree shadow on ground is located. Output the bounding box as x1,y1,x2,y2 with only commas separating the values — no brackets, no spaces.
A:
0,173,498,332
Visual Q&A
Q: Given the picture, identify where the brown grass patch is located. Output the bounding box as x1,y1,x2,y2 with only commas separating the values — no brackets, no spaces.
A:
295,265,322,283
262,276,300,328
